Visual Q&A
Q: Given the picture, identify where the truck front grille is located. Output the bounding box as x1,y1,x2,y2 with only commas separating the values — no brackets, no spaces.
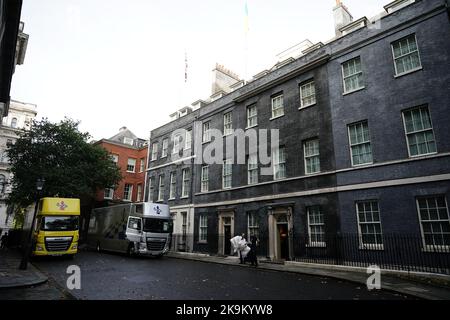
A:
146,238,166,251
45,237,72,252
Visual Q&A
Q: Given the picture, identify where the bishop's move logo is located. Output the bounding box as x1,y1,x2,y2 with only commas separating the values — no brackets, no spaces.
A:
153,206,162,214
57,201,68,210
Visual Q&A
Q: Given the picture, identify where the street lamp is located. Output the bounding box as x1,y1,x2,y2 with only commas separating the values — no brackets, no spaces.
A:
19,178,45,270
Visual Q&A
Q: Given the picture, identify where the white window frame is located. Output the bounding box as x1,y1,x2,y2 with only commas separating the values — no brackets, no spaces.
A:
123,137,134,146
157,175,165,201
391,34,422,77
139,158,145,172
173,134,182,154
111,154,119,164
126,158,136,173
223,112,233,136
416,196,450,252
356,200,384,250
136,184,142,202
246,104,258,128
247,212,259,238
185,129,192,150
201,165,209,193
342,56,364,94
123,184,133,202
162,139,169,158
199,215,208,243
299,80,316,109
104,188,114,200
273,147,286,180
402,106,437,158
222,159,232,189
247,154,258,185
307,206,326,247
181,168,190,198
151,143,158,161
303,139,320,175
149,177,155,202
202,121,211,143
271,94,284,119
169,172,176,200
347,121,373,167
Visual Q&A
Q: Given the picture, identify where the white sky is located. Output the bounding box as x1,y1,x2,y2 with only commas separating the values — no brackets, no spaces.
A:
11,0,388,141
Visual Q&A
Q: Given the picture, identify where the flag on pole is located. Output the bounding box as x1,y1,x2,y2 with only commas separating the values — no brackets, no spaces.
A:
185,51,188,83
244,1,249,33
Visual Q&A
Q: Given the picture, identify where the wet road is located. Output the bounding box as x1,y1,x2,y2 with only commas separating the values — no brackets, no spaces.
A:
24,250,412,300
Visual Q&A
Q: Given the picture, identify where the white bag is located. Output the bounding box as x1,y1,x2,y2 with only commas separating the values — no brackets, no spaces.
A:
230,236,242,253
241,245,251,258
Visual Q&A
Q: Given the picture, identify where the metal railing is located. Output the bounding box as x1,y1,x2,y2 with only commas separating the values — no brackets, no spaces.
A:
169,232,450,275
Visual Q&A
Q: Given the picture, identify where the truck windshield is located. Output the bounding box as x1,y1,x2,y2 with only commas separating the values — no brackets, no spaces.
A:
41,216,79,231
143,218,173,233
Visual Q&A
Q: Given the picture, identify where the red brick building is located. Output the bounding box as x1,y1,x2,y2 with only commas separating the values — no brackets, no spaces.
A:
94,127,148,206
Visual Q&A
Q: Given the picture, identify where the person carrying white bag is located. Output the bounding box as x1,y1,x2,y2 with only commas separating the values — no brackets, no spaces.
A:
230,233,250,264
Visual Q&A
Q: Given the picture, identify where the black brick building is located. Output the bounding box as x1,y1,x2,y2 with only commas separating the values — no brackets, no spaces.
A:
146,0,450,273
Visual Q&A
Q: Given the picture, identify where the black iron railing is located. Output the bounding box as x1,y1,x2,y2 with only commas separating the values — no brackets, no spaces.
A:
169,233,450,275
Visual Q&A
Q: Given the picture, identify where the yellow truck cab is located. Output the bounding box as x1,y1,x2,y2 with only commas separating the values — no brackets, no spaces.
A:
32,197,80,257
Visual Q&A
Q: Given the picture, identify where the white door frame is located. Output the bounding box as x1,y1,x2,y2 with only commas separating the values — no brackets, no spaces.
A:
268,206,294,261
218,210,234,256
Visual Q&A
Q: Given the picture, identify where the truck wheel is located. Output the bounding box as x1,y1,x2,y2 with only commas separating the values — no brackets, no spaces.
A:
127,243,138,257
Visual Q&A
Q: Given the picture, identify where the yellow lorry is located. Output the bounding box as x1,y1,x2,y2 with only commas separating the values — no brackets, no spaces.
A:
31,197,80,257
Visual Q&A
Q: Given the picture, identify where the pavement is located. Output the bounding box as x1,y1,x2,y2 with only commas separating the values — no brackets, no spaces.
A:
167,251,450,300
1,247,450,300
0,249,48,289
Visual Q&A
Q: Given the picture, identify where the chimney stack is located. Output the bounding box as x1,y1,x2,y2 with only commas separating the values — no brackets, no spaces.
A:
333,0,353,37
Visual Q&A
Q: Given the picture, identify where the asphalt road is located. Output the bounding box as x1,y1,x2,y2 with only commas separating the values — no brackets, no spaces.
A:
22,250,412,300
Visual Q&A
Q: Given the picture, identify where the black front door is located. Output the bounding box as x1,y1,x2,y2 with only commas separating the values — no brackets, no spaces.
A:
278,223,289,260
224,225,231,255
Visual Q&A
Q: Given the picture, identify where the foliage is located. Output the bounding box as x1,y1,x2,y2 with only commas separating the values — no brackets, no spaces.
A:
6,118,122,207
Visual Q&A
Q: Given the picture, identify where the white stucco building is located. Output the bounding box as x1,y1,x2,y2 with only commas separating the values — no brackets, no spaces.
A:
0,99,37,234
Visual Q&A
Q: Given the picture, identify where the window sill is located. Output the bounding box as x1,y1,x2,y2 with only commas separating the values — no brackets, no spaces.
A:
305,170,321,176
198,241,208,244
343,86,365,96
126,171,136,174
223,133,233,137
269,114,285,121
202,140,211,145
104,197,113,200
351,161,373,168
408,151,437,159
245,124,258,130
200,190,209,193
359,244,384,251
168,198,176,201
306,243,326,248
394,66,422,78
422,245,450,253
180,196,189,199
299,103,316,110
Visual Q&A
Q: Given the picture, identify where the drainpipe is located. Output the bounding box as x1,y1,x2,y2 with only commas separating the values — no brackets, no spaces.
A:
143,131,151,202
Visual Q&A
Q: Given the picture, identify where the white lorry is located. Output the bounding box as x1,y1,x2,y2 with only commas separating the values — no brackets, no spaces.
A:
87,202,173,257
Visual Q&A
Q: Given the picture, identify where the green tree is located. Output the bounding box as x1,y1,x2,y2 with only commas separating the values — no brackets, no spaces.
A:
6,118,122,207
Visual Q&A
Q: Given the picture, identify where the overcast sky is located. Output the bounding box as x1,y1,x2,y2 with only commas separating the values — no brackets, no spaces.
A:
11,0,388,141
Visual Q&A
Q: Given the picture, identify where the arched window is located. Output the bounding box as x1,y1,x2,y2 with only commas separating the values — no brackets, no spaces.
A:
11,118,18,128
0,174,5,194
